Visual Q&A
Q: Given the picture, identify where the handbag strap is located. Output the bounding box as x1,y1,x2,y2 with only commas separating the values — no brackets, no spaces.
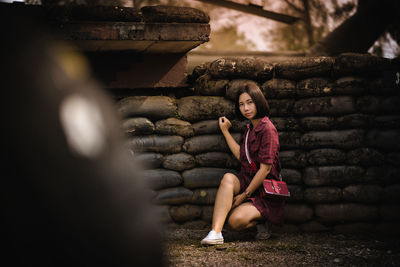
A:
272,180,280,193
278,160,283,181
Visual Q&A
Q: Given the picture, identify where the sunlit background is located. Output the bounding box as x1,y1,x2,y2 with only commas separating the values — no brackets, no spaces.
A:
2,0,399,58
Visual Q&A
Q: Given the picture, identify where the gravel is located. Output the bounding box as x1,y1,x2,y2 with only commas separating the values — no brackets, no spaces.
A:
163,223,400,266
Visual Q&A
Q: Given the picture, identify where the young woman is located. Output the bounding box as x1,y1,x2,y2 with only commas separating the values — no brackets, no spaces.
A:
201,82,284,245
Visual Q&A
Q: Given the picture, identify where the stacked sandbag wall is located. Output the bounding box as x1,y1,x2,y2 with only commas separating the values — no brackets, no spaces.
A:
117,53,400,234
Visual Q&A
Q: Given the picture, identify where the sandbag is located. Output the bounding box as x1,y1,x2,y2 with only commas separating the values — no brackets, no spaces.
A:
177,96,235,122
333,76,366,95
208,57,273,81
195,152,239,169
284,204,314,223
306,149,346,165
301,130,364,149
192,119,246,135
117,96,177,120
369,77,399,95
372,115,400,129
261,78,296,99
162,153,196,172
300,116,335,131
296,77,332,97
183,134,241,154
279,131,301,149
191,188,217,205
182,167,235,188
365,166,400,185
304,187,342,203
382,184,400,203
366,130,400,151
275,57,334,80
334,223,374,234
358,96,400,116
192,120,219,135
315,203,378,223
281,168,302,185
355,95,380,113
270,117,300,131
194,73,228,96
152,205,173,224
201,205,214,223
294,96,355,116
140,169,183,190
127,135,184,153
133,153,164,169
380,96,400,114
169,205,202,223
342,185,383,203
279,150,307,168
153,187,193,205
336,113,370,129
300,221,330,232
303,166,365,186
268,99,295,116
122,117,155,136
380,206,400,221
189,63,209,82
387,152,400,166
226,79,259,101
286,185,304,202
346,148,384,166
155,118,194,138
333,53,390,77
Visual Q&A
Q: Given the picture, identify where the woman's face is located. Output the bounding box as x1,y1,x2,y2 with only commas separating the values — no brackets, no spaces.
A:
239,92,257,120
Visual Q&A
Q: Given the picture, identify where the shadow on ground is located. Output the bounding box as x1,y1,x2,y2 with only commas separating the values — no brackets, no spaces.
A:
163,223,400,266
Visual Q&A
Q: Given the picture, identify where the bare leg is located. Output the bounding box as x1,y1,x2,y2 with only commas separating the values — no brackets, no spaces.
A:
211,173,241,233
227,202,263,231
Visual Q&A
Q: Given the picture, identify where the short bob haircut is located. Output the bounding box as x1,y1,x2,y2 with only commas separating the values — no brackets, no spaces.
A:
235,82,270,120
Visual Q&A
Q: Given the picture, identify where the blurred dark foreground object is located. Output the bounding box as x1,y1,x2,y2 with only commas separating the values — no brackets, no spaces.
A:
0,5,164,267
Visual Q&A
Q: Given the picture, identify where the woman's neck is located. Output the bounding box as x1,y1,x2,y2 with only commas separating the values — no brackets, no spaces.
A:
251,118,262,128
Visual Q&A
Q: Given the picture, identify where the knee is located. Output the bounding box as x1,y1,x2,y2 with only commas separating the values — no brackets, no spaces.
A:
227,213,248,231
220,173,236,188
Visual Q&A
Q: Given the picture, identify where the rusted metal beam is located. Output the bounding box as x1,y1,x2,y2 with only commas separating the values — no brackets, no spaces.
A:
196,0,300,24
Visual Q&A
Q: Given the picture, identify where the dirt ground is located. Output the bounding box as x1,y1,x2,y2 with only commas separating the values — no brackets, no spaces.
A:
163,224,400,266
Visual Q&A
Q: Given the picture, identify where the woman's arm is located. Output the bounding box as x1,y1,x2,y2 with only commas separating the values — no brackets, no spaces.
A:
232,163,271,208
243,163,271,196
219,116,240,160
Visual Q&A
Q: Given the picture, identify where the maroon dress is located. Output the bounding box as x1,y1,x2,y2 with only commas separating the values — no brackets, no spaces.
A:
237,116,285,225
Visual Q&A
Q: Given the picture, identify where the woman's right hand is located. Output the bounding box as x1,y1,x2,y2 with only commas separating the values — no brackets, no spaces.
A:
219,116,232,133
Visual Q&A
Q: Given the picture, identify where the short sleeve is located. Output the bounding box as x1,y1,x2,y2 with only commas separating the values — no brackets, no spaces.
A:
257,124,279,165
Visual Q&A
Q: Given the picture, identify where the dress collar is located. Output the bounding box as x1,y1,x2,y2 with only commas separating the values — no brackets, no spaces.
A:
246,116,269,133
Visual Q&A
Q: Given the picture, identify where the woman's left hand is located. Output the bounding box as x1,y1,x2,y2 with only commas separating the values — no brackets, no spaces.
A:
232,192,247,208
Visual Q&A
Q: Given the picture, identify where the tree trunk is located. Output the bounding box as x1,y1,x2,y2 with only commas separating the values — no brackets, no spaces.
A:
302,0,314,47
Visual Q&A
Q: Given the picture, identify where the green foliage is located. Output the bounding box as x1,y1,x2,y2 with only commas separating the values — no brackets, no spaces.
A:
174,111,181,119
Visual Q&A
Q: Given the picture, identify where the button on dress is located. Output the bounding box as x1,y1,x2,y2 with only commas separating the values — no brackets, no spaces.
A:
237,116,285,225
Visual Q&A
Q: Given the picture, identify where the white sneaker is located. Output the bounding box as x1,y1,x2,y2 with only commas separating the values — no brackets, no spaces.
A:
200,230,224,245
255,221,271,240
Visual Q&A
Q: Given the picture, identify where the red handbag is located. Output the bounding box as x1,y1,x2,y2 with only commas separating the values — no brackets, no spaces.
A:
244,127,290,198
263,178,290,198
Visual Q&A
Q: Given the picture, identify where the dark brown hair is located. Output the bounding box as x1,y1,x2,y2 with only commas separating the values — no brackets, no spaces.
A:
235,82,270,120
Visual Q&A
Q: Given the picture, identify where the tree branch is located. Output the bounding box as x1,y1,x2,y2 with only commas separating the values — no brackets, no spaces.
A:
282,0,304,14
